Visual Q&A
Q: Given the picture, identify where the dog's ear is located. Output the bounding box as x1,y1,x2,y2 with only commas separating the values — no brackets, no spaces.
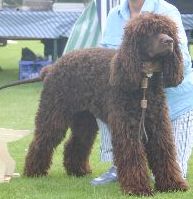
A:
109,53,142,90
162,38,184,87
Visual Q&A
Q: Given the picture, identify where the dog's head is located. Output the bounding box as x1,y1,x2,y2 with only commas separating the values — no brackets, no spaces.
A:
140,33,174,60
110,13,183,90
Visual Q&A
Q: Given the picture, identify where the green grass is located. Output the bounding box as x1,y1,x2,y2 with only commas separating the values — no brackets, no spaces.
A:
0,41,193,199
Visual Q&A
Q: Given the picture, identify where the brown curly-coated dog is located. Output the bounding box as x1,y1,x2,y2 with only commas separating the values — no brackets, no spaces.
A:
24,13,188,196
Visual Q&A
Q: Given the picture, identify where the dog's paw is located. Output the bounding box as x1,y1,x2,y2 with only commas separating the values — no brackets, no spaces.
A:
155,179,189,192
66,168,92,177
23,168,48,177
122,186,154,196
64,162,92,177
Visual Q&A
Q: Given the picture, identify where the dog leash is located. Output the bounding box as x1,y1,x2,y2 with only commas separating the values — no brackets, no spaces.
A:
138,72,153,143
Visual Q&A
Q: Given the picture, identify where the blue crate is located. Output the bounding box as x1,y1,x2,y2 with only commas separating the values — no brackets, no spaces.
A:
19,60,52,80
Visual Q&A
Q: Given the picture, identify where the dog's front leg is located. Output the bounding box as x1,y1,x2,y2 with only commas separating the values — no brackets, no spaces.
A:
108,112,153,196
145,101,189,192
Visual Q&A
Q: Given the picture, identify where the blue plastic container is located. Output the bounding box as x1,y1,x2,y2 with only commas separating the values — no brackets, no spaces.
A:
19,60,52,80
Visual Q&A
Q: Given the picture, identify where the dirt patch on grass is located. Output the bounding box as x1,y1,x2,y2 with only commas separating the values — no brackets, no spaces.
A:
0,128,31,143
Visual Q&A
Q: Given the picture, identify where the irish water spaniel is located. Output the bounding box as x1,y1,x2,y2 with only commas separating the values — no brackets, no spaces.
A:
24,13,188,196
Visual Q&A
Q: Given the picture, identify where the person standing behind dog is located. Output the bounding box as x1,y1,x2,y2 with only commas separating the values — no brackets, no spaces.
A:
91,0,193,185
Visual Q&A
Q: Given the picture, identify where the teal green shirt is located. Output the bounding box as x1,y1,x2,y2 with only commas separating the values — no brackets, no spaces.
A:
101,0,193,120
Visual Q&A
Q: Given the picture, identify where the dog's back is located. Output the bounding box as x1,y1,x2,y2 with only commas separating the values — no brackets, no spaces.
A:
43,48,116,119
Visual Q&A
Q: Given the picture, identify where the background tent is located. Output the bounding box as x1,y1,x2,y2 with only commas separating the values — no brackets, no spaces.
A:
63,0,121,53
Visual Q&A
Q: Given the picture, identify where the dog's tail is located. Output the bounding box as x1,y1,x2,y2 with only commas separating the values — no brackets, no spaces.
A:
0,64,55,90
0,77,41,90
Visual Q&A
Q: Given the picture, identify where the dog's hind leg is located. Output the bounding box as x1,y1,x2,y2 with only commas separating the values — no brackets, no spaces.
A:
145,106,189,192
64,111,98,177
24,97,68,177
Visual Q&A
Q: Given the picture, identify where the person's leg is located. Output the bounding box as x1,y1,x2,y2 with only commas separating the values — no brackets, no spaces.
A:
172,109,193,178
90,119,117,185
96,119,113,162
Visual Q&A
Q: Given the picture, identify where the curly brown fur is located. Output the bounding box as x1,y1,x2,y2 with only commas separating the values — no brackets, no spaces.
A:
24,13,188,196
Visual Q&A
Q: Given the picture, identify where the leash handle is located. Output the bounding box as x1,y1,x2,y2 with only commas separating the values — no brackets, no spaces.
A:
138,73,152,142
141,99,147,109
141,77,148,89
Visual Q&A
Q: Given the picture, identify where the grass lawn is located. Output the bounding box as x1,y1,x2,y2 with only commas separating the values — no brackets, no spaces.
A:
0,41,193,199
